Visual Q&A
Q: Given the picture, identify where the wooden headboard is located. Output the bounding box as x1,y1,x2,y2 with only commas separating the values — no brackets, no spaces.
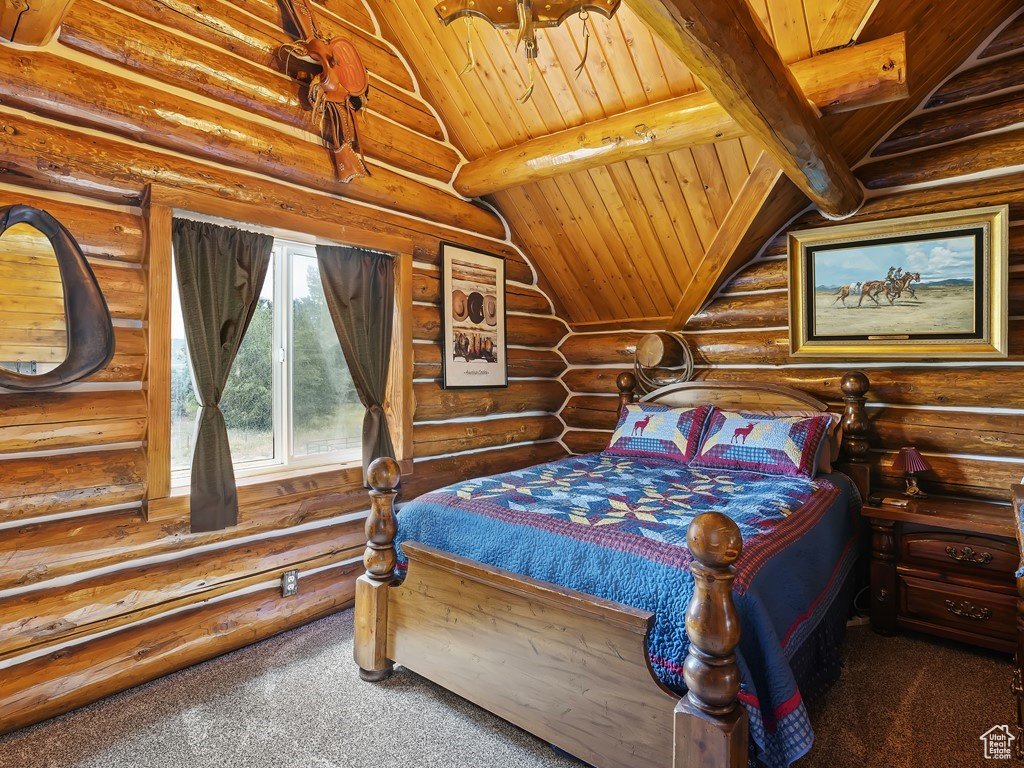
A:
614,371,873,498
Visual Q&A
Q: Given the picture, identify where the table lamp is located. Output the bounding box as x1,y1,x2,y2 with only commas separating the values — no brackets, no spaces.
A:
892,447,931,498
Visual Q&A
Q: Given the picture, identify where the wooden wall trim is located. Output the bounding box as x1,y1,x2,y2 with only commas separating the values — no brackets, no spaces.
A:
387,251,414,473
143,199,172,511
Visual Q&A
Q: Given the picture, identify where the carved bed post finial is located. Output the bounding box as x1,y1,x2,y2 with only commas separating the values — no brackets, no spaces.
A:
617,371,637,412
355,457,401,682
364,457,401,581
674,512,748,766
839,371,870,464
838,371,872,500
684,512,744,716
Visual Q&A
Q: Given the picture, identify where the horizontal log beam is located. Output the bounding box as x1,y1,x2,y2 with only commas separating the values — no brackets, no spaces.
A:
411,243,534,287
0,189,144,263
413,343,567,380
561,367,630,395
412,268,552,314
0,109,509,259
981,11,1024,59
925,51,1024,108
0,45,490,238
686,292,788,331
873,90,1024,157
859,128,1024,189
720,260,788,293
413,380,568,422
562,430,611,455
453,34,907,197
411,304,567,348
693,367,1024,410
95,0,455,177
876,452,1019,501
61,0,445,146
0,563,358,736
413,414,563,457
562,395,620,431
0,469,370,590
0,521,363,659
871,406,1024,460
401,441,568,500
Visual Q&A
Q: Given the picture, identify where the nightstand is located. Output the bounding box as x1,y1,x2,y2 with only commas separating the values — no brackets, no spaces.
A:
862,494,1017,654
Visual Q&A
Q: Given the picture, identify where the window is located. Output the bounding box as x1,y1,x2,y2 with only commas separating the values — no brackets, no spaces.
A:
170,238,362,479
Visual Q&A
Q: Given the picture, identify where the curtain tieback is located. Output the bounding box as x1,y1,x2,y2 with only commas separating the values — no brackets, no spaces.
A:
368,404,384,415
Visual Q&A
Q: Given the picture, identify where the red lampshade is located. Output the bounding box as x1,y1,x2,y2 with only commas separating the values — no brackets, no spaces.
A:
892,446,931,474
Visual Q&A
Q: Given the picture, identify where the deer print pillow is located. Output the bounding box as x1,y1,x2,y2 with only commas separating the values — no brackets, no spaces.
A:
690,408,833,478
605,403,712,464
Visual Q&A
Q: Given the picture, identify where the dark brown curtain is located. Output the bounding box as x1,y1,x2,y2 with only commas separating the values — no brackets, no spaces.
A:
172,219,274,532
316,245,396,483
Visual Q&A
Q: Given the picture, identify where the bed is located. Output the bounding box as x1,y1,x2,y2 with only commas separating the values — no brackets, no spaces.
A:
354,372,873,768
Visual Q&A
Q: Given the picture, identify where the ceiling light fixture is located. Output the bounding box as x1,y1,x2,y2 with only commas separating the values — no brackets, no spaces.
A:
434,0,620,101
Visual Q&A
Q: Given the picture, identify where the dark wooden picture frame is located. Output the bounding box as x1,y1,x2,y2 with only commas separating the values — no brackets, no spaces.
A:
440,241,507,389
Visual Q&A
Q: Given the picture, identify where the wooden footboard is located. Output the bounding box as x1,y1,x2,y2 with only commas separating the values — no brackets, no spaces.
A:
355,459,748,768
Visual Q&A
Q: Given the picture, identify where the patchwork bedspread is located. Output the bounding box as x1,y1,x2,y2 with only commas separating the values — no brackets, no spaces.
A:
395,452,860,768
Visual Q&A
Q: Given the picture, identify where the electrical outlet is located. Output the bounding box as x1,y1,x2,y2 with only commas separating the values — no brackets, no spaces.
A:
282,569,299,597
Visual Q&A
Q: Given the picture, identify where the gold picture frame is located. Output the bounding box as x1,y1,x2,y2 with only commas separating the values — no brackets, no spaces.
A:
788,205,1009,359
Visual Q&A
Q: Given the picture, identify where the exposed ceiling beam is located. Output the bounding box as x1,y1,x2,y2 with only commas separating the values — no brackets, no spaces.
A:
668,153,805,330
453,33,906,198
623,0,864,218
0,0,75,45
814,0,882,52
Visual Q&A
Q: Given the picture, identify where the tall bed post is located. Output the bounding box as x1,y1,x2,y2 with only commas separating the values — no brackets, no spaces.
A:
617,371,638,411
675,512,748,768
838,371,871,500
354,456,401,682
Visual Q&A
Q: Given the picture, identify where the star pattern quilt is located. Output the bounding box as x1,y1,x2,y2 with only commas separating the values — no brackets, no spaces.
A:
395,452,860,768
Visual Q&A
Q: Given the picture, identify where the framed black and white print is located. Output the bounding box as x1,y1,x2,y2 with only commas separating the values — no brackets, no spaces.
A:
441,242,507,389
788,205,1009,359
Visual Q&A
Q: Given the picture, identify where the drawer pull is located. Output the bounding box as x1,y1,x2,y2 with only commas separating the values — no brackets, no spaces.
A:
944,599,991,621
944,545,993,565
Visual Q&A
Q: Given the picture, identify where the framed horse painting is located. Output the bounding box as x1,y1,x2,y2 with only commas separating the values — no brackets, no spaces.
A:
440,242,508,389
788,206,1009,359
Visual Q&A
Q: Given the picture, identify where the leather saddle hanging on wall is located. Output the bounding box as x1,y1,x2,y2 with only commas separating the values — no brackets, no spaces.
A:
278,0,371,183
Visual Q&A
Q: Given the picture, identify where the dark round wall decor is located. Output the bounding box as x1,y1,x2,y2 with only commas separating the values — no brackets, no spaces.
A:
0,205,115,391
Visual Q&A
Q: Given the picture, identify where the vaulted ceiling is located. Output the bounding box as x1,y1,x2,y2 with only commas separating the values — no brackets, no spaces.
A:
373,0,1022,328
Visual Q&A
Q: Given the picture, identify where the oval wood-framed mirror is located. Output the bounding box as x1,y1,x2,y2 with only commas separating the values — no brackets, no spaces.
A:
0,205,115,391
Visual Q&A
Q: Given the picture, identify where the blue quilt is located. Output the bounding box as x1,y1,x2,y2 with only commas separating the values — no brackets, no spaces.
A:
395,452,860,768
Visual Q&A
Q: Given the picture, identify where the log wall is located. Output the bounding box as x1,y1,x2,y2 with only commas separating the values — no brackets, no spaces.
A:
0,0,567,734
558,18,1024,502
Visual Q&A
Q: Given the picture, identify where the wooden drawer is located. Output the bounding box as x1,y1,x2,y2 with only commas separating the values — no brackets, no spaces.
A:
901,530,1016,581
899,574,1016,642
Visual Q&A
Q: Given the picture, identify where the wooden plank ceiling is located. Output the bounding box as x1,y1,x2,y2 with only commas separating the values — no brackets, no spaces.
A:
373,0,1017,327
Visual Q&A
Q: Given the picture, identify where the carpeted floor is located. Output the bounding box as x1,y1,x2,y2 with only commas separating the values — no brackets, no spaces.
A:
0,609,1011,768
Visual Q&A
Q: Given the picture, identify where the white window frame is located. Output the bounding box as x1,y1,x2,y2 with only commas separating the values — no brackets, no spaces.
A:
171,236,361,485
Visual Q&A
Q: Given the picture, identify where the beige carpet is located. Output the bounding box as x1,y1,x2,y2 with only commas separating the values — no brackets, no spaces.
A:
0,610,1012,768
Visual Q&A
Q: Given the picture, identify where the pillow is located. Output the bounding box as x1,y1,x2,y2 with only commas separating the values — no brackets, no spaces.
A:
605,403,712,464
754,410,842,473
690,408,834,478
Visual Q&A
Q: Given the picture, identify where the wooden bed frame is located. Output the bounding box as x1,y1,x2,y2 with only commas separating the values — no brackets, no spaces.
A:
354,371,872,768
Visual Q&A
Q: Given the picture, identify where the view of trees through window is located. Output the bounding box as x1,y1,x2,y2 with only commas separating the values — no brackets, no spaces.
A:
170,238,363,475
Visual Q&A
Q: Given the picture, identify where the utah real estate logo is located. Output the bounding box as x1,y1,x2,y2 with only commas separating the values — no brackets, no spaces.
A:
980,725,1016,760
